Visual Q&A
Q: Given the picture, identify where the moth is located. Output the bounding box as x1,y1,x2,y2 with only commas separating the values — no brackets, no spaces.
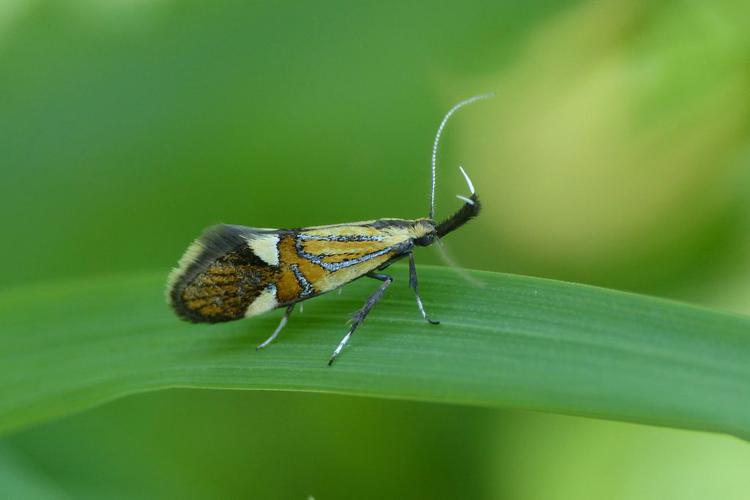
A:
167,93,491,365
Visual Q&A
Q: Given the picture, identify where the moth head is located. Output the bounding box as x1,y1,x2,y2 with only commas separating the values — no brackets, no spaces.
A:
411,218,437,247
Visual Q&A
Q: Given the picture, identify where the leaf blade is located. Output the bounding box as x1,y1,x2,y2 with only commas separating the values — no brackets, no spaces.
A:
1,267,749,438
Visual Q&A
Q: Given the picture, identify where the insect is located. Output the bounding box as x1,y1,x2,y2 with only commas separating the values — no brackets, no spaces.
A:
167,93,492,365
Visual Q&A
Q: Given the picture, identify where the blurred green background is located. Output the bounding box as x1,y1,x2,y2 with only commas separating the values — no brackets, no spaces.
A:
2,0,750,498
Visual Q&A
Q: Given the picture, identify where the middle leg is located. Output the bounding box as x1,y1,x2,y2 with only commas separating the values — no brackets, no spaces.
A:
328,272,393,365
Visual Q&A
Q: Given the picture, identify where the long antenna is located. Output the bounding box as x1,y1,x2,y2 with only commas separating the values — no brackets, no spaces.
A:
429,92,494,220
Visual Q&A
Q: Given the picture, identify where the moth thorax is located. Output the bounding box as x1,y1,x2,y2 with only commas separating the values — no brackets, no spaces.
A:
411,219,437,246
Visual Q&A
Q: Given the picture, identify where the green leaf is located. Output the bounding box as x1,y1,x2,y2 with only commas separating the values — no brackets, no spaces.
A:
1,267,749,438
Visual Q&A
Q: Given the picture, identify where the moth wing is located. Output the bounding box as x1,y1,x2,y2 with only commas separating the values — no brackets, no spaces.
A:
167,224,283,323
289,222,413,295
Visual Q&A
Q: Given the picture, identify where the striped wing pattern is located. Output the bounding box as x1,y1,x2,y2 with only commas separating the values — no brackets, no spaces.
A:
168,221,415,322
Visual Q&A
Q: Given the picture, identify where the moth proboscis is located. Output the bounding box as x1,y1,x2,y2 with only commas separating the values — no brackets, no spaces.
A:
167,93,493,365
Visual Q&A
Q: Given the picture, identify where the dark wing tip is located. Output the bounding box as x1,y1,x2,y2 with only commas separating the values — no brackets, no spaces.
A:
166,224,262,322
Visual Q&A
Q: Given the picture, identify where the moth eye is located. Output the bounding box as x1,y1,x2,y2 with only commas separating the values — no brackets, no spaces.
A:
415,234,435,246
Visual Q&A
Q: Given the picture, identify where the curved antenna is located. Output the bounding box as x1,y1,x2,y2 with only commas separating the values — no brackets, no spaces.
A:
429,92,494,220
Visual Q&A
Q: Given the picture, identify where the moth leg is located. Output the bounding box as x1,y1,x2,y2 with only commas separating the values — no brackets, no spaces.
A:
328,272,393,366
256,304,294,350
409,252,440,325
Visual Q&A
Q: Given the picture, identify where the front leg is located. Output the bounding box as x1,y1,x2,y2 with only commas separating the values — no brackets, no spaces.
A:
409,252,439,325
328,272,393,366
